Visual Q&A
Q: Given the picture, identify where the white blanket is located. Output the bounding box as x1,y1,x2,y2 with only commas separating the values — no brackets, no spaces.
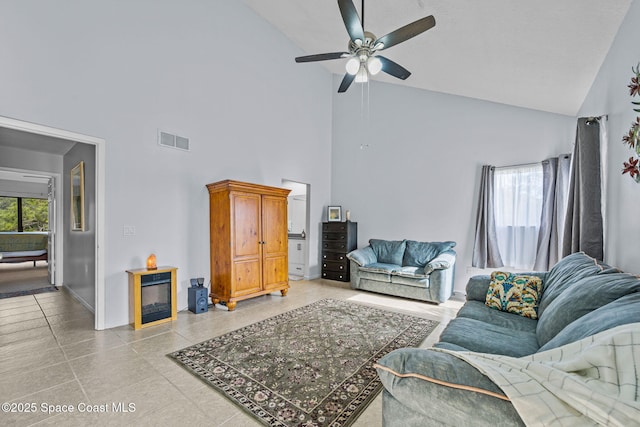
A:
439,323,640,426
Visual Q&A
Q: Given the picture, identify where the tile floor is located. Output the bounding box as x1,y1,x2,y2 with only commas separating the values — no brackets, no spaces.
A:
0,279,463,426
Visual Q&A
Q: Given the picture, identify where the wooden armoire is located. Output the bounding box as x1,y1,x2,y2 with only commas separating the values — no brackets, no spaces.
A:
206,180,290,311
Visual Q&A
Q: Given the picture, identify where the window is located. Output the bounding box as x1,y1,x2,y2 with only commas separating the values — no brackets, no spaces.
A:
0,196,49,232
493,164,543,269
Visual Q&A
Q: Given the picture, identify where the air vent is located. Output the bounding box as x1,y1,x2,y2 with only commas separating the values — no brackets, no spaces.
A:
158,130,190,151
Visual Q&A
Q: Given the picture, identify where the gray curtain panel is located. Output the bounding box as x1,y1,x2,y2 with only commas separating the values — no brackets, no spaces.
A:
533,155,571,270
472,165,504,268
562,118,604,260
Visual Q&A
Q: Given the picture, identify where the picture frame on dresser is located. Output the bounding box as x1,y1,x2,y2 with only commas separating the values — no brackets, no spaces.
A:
327,206,342,222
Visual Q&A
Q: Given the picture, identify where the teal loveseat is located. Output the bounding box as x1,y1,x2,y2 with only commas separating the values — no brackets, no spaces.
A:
375,252,640,426
346,239,456,304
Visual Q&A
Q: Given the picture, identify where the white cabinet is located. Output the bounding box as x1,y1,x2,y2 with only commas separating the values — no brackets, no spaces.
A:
288,238,305,278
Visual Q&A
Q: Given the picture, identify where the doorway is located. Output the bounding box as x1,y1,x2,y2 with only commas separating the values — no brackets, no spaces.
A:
0,169,57,296
282,179,310,280
0,116,106,329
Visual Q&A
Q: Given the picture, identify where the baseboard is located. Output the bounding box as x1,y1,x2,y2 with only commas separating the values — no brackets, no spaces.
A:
61,284,95,314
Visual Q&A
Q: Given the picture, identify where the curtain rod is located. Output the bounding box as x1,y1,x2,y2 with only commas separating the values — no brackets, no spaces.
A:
492,161,541,170
585,114,608,122
492,154,571,170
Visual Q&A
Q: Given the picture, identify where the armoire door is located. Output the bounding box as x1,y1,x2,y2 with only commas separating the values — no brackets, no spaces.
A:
230,192,263,296
261,195,289,289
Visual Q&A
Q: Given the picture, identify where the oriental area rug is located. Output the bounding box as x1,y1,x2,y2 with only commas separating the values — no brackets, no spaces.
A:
169,298,438,427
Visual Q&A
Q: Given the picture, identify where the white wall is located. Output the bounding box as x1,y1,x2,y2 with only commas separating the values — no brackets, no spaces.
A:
0,1,334,328
331,79,575,293
578,0,640,274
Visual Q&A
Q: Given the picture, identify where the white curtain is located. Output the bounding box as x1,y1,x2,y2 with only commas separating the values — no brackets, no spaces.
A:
494,164,543,269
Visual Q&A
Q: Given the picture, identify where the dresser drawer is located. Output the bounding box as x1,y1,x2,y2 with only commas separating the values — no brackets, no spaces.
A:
323,241,348,251
322,252,347,262
323,232,347,241
322,260,348,273
322,222,349,233
321,270,349,281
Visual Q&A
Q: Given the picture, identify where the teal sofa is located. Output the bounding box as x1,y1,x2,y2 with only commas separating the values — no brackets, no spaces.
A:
346,239,456,304
375,252,640,426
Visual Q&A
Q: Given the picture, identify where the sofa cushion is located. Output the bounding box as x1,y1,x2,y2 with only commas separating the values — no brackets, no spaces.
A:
539,293,640,352
437,317,539,357
457,301,538,333
370,239,406,265
375,349,520,423
537,252,609,317
402,241,456,268
396,266,428,278
359,263,400,274
485,271,543,319
536,272,640,347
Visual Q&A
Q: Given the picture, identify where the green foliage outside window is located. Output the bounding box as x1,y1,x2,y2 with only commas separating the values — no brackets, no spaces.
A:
0,196,48,232
0,197,18,231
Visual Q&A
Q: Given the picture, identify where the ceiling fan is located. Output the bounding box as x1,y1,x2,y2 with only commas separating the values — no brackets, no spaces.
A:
295,0,436,93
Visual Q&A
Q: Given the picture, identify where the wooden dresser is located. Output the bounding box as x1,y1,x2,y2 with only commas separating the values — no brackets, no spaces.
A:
207,180,290,311
321,221,357,282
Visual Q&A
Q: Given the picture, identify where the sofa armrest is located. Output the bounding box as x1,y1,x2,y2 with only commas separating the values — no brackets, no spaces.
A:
466,275,492,302
346,246,377,267
426,250,455,303
375,348,524,426
425,250,456,273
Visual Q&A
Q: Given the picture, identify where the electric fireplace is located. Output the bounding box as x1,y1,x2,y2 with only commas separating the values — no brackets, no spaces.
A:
127,266,178,330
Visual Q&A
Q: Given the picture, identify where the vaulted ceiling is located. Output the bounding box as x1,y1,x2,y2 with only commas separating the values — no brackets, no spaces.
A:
243,0,632,115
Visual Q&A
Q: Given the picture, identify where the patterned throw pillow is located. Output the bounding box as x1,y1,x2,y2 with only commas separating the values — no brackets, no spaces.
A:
485,271,543,319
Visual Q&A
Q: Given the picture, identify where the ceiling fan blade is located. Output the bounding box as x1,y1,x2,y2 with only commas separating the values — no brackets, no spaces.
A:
338,0,364,42
295,52,349,63
377,56,411,80
375,15,435,50
338,73,356,93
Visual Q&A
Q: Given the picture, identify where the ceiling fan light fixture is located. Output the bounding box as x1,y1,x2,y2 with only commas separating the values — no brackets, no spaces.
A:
367,56,382,75
345,57,360,75
355,65,369,83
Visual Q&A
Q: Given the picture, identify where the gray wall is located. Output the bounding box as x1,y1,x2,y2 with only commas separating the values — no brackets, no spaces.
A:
330,79,575,293
578,0,640,275
0,146,62,177
63,143,96,309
